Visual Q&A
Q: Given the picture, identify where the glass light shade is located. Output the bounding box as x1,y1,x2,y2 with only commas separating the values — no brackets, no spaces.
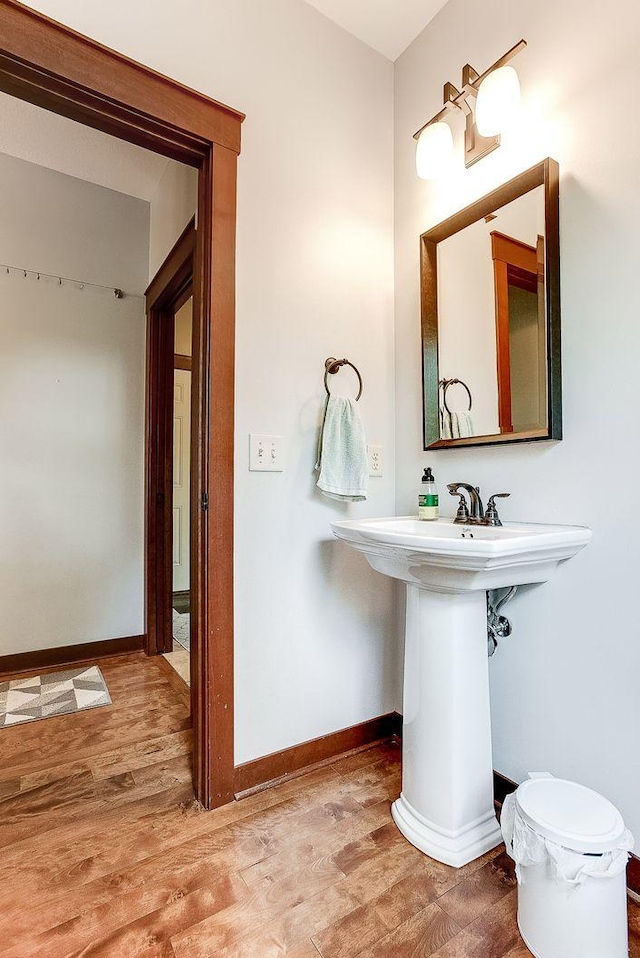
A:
415,121,454,180
475,65,521,137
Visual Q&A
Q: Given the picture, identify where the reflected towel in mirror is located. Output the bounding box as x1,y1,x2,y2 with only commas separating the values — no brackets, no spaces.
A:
441,411,474,440
316,395,368,501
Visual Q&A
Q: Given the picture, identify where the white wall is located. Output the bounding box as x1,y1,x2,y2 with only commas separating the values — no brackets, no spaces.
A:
395,0,640,839
175,297,193,357
29,0,397,763
0,153,149,653
148,160,198,280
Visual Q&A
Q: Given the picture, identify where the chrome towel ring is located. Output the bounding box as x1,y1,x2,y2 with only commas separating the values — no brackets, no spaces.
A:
439,377,472,415
324,357,363,401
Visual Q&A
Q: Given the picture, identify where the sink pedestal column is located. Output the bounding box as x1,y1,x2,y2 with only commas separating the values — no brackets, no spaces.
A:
391,584,502,868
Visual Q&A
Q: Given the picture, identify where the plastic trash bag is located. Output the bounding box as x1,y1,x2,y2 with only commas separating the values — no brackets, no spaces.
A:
501,792,634,889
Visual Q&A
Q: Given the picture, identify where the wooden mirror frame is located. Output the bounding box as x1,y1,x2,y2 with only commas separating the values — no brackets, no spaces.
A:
0,0,243,809
421,157,561,449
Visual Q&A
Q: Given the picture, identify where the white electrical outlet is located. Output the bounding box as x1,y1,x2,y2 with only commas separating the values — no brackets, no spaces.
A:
249,434,284,472
368,445,383,477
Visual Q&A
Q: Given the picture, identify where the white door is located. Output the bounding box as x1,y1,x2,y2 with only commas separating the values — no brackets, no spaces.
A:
173,368,191,593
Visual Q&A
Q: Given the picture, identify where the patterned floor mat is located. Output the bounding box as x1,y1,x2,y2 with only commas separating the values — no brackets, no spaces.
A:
0,664,111,727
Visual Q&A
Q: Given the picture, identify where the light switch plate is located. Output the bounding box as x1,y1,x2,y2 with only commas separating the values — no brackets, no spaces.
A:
368,445,383,477
249,434,284,472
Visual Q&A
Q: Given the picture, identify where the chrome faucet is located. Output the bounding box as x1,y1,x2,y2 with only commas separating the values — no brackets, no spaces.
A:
447,483,511,527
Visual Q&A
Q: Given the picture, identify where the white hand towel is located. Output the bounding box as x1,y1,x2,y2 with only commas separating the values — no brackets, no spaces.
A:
316,395,368,501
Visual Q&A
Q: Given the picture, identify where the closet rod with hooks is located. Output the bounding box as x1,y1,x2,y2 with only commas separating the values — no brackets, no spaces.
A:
0,262,138,298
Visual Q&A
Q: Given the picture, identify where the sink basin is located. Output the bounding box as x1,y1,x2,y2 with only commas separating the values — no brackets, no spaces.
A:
332,517,592,592
332,514,591,867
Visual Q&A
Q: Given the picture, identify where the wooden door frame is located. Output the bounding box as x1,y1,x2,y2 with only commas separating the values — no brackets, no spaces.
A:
0,0,243,808
146,220,195,658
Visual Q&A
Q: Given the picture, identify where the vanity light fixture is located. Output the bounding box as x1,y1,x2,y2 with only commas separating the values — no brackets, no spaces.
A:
414,39,526,179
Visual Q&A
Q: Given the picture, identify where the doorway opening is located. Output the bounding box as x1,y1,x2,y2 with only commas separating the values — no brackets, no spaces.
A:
0,2,242,808
170,293,193,683
145,221,196,687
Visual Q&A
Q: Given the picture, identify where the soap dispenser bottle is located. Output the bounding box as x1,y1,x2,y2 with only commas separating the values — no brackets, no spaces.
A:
419,467,439,521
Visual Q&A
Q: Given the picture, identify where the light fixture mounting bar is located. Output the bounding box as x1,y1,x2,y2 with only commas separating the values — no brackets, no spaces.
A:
412,39,527,141
474,38,527,89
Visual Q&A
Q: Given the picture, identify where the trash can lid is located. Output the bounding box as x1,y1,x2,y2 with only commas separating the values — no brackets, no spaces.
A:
515,778,627,854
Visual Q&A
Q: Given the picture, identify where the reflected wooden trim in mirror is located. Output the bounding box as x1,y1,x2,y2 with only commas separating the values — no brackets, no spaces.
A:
491,230,545,434
421,157,561,449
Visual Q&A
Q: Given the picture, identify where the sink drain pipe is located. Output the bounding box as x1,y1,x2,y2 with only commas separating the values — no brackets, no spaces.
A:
487,585,518,655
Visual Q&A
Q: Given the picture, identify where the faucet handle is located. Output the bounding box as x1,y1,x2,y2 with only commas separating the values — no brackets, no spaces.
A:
485,493,510,527
447,485,471,523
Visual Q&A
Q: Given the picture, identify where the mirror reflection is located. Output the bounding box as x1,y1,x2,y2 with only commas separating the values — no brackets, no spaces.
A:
437,186,545,439
421,159,561,449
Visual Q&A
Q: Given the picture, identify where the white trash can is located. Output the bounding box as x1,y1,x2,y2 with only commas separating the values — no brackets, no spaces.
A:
501,776,634,958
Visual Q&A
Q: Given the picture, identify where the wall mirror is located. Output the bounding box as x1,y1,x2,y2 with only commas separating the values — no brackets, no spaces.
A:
421,158,561,449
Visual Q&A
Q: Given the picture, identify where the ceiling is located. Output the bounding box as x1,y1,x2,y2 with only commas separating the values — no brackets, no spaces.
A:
302,0,449,61
0,91,173,201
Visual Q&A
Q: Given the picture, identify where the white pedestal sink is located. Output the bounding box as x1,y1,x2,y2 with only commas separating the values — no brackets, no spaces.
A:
331,516,591,867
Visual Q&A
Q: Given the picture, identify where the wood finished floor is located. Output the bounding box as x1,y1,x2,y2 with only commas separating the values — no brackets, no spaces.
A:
0,652,637,958
163,641,191,686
